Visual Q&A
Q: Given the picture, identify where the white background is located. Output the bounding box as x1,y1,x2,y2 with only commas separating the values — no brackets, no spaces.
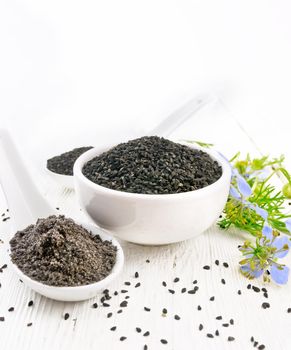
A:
1,1,291,350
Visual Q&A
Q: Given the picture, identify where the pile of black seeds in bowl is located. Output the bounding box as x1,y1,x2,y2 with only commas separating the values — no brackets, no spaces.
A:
9,215,117,287
82,136,222,194
47,146,93,176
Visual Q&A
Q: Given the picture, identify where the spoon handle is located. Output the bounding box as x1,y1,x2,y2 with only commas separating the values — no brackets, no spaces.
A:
149,93,217,137
0,129,54,231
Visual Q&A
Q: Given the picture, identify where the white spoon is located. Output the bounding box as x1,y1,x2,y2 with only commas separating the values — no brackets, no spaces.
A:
0,129,124,301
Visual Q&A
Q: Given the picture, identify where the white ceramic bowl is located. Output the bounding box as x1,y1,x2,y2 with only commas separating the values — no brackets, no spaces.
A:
74,142,231,245
10,222,124,301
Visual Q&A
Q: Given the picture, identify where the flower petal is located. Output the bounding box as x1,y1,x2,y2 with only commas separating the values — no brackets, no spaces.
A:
254,206,268,220
273,236,290,258
270,265,289,284
240,263,264,278
237,175,252,197
262,224,273,240
285,219,291,233
229,186,241,200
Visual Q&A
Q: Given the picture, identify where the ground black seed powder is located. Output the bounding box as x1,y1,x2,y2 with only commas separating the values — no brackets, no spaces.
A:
47,147,93,176
82,136,222,194
10,215,117,286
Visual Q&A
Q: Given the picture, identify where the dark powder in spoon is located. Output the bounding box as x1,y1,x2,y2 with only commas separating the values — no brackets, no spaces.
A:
82,136,222,194
9,215,117,287
47,146,93,176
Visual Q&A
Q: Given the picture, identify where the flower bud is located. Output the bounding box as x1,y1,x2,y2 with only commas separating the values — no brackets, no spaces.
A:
282,183,291,199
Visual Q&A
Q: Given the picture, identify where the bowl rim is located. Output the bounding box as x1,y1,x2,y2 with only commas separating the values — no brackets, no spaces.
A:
73,139,232,200
10,222,124,291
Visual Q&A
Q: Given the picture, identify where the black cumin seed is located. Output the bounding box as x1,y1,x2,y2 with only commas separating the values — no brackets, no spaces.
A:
135,282,141,288
251,336,254,342
64,313,70,320
188,289,196,294
258,345,265,350
263,292,268,298
162,281,167,287
0,317,4,321
221,278,226,285
120,336,126,341
168,289,175,294
107,313,112,318
228,336,235,342
193,280,198,284
144,345,148,350
223,262,229,268
160,339,168,344
121,290,128,293
287,308,291,313
124,281,131,286
103,289,109,294
162,308,167,314
143,331,150,336
215,259,220,265
181,288,186,293
174,315,180,320
144,307,151,312
136,327,142,333
238,290,242,295
215,330,219,336
173,277,180,283
28,300,34,307
199,324,203,331
222,323,229,327
146,259,150,263
247,284,251,289
203,265,210,270
114,291,118,295
1,264,7,269
125,296,130,300
216,316,222,320
262,302,270,309
207,333,214,338
92,303,98,308
135,272,139,278
254,341,258,346
103,303,110,307
19,279,23,283
27,322,32,327
252,286,260,293
230,319,234,325
56,207,60,210
8,307,14,312
110,326,116,331
197,305,202,311
210,296,215,301
120,301,128,307
262,287,267,293
117,310,122,314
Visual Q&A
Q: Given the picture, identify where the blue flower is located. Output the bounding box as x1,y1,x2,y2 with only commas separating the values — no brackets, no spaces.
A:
270,265,289,284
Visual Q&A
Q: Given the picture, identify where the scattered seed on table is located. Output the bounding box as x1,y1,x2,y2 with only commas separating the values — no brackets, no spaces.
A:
247,284,251,289
92,303,98,308
120,301,128,307
146,259,150,263
222,323,229,327
107,313,112,318
27,322,32,327
250,336,254,342
215,330,219,336
230,319,234,325
121,290,128,293
174,315,180,320
188,289,196,295
103,289,109,294
252,286,260,293
144,345,148,350
210,296,215,301
287,308,291,313
135,282,141,288
56,207,60,210
125,296,130,300
120,337,127,341
228,336,235,342
110,326,116,331
254,341,258,347
64,313,70,320
160,339,168,344
193,280,198,284
181,288,186,293
136,327,142,333
143,331,150,336
216,316,222,320
162,308,167,314
223,262,229,268
144,307,151,312
28,300,34,307
124,282,131,286
162,281,167,287
173,277,180,283
238,290,242,295
134,272,139,278
221,279,226,285
199,324,203,331
103,303,110,307
168,289,175,294
0,317,5,322
263,292,268,298
1,264,7,269
197,305,202,311
262,287,267,293
117,310,122,314
258,345,265,350
207,333,214,338
203,265,210,270
114,291,118,296
215,259,220,266
8,307,14,312
262,302,270,309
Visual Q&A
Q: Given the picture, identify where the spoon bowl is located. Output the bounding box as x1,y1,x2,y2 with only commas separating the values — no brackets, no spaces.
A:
46,166,74,189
